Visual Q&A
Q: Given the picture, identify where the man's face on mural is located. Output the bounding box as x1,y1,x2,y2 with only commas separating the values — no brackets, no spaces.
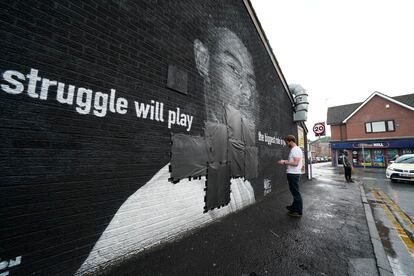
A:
194,28,256,122
210,30,256,118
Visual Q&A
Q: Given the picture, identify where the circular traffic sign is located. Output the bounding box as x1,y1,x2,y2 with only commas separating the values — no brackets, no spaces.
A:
313,123,325,135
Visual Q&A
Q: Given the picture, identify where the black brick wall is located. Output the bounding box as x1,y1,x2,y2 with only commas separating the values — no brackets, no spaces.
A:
0,1,302,275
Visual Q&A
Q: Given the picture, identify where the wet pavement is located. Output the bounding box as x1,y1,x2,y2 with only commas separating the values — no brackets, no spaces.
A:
355,169,414,221
315,162,414,276
355,167,414,276
101,163,378,276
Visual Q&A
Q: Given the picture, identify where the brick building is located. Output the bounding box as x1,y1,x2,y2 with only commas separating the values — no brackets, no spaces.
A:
327,91,414,167
0,1,307,275
309,136,331,161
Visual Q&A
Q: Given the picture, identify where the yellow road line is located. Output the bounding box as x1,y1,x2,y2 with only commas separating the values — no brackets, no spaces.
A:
377,190,414,233
372,191,414,259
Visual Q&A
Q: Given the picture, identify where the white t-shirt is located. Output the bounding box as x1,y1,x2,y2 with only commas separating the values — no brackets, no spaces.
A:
287,145,303,174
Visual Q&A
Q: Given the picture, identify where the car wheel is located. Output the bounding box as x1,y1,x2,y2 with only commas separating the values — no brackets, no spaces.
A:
391,178,397,183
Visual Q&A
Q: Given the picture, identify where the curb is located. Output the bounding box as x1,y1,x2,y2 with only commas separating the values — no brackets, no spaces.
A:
359,184,394,276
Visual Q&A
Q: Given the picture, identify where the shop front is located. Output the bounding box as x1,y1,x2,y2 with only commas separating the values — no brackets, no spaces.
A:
331,138,414,168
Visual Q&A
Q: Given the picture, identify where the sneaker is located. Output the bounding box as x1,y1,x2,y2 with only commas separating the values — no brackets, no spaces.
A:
287,211,302,218
349,179,355,183
286,205,293,212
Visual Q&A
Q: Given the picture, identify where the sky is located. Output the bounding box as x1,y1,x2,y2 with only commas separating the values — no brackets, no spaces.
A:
250,0,414,139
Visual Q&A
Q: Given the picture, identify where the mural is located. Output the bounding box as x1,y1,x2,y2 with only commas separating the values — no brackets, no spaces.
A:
76,26,259,275
0,1,299,275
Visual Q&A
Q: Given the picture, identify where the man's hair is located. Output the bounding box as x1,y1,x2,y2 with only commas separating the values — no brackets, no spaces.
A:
284,135,296,143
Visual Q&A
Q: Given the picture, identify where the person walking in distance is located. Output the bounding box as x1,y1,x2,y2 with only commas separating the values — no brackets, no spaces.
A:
277,135,303,217
342,151,354,182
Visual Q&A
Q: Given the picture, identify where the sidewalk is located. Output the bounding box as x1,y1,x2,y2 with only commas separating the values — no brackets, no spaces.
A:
102,176,377,276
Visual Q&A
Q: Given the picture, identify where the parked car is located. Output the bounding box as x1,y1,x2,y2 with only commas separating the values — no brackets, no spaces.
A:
386,154,414,183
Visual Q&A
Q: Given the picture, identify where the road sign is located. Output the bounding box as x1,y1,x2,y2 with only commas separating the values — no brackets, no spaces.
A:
313,122,326,136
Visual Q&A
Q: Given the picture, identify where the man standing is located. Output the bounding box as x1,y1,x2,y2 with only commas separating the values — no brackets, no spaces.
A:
278,135,303,217
342,151,354,182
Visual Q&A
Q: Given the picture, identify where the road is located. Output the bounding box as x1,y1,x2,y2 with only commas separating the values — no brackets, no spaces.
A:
312,162,414,276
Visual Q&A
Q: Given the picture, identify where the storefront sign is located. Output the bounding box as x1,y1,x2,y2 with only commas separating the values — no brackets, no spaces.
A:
331,139,414,150
352,142,390,148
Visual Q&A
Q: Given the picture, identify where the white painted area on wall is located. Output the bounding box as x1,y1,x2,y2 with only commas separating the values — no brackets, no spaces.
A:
76,163,255,275
0,256,22,276
263,178,271,196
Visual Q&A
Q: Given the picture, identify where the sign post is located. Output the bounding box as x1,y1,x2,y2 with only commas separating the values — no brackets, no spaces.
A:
313,122,326,137
312,122,326,170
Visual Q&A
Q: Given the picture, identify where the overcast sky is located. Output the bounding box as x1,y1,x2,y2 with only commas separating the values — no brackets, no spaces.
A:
250,0,414,139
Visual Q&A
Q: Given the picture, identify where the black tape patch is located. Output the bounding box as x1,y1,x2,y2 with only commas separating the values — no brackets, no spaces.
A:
170,133,208,182
224,104,242,140
204,121,228,163
203,163,231,211
228,138,245,178
245,146,258,180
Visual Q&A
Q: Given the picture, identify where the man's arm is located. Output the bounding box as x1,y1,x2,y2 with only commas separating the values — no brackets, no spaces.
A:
348,156,353,168
345,157,350,167
277,157,300,166
286,157,300,166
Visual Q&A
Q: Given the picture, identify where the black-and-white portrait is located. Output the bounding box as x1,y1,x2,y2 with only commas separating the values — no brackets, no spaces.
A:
76,23,259,276
0,1,298,275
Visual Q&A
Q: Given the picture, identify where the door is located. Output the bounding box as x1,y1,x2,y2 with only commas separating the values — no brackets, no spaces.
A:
372,149,385,167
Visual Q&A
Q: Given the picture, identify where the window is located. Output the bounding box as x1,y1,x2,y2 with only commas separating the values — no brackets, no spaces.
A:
372,121,386,132
365,120,395,133
387,120,395,131
365,123,371,132
395,155,414,164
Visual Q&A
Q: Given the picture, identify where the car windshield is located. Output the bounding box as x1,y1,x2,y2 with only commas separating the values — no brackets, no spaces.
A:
395,155,414,164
